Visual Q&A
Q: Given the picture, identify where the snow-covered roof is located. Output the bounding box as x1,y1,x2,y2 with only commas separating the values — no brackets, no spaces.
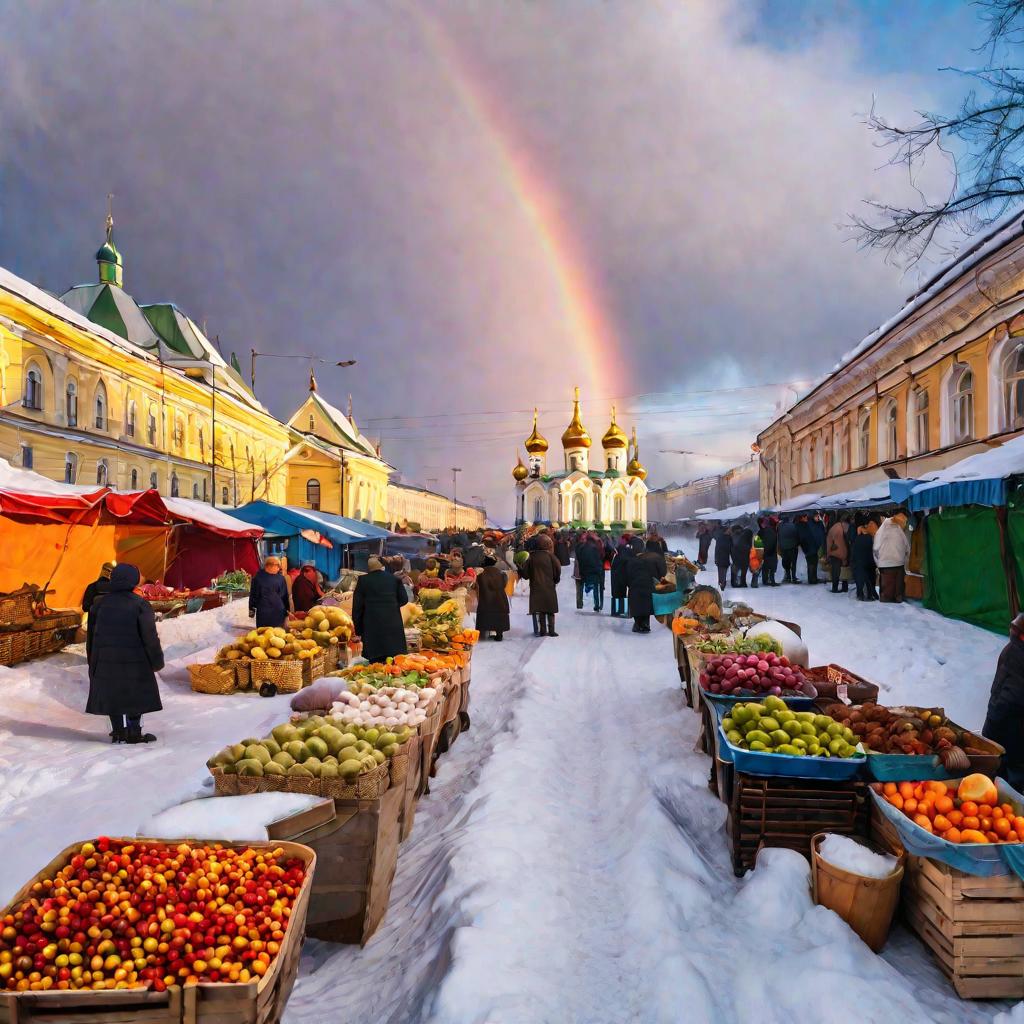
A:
161,496,263,536
696,500,760,521
917,436,1024,486
0,457,97,496
307,393,378,457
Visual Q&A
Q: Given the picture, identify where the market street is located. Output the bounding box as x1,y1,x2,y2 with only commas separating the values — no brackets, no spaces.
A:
0,559,1009,1023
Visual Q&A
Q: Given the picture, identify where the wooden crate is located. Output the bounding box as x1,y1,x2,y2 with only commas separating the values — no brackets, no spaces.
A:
398,735,423,843
729,772,869,876
300,784,404,946
873,806,1024,998
0,838,315,1024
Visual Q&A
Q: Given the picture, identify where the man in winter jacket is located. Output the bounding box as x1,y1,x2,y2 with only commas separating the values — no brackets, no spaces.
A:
777,517,800,583
731,525,752,588
984,613,1024,789
796,515,821,585
696,524,712,569
873,512,911,603
826,515,850,594
712,524,733,590
759,518,779,586
851,518,878,601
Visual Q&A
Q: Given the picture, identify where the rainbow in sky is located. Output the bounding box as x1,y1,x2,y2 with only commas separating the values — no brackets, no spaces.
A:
416,12,628,412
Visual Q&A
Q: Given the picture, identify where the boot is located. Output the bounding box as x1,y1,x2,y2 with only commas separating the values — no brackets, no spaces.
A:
841,582,849,593
109,725,126,744
532,614,543,637
546,614,558,637
124,724,156,744
494,631,504,641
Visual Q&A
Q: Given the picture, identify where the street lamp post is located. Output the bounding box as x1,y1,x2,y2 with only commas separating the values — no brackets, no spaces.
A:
249,351,357,395
451,467,462,530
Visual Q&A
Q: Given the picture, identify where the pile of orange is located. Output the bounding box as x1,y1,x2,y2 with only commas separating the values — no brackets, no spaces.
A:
450,629,480,649
877,774,1024,844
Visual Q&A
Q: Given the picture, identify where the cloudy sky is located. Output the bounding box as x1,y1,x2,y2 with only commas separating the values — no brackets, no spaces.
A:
0,0,987,518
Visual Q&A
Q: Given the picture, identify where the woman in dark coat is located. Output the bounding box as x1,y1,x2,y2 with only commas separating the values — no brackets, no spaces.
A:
759,518,779,587
626,540,666,634
475,555,511,640
520,533,561,637
291,564,323,613
249,556,290,627
984,614,1024,789
86,564,164,744
731,526,752,588
353,556,409,663
82,561,114,614
554,533,571,567
696,525,713,568
713,525,733,590
609,540,634,618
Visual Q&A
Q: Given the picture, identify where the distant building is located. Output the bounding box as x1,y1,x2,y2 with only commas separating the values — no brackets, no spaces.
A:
647,460,759,523
512,388,648,527
387,480,485,532
757,213,1024,506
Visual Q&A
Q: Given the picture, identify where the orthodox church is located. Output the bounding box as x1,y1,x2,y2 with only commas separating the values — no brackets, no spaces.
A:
513,388,648,528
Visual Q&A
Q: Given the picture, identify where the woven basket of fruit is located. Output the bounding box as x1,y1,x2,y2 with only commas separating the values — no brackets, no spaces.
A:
388,738,414,788
189,662,236,695
0,585,41,629
301,649,326,687
0,837,314,1023
321,760,391,801
251,660,304,694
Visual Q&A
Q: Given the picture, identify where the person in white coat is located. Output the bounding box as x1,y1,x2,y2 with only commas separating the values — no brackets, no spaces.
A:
873,511,911,603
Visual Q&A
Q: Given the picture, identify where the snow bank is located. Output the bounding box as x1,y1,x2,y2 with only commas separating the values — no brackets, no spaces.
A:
140,794,324,841
818,833,899,879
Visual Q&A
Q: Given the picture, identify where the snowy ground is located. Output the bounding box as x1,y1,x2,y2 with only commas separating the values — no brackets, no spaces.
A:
0,562,1020,1023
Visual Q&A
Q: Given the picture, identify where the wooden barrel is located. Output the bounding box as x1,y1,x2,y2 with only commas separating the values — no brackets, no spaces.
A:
811,832,904,952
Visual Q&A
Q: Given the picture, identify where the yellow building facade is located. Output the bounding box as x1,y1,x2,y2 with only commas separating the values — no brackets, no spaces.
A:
386,483,486,532
757,218,1024,506
0,267,290,503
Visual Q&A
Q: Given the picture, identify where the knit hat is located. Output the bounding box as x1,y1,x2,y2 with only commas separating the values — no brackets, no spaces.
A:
367,556,384,571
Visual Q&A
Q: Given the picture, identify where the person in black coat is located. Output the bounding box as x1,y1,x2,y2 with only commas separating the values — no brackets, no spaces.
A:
984,614,1024,790
626,540,666,633
521,533,561,636
475,555,511,640
731,525,752,588
712,524,733,590
353,556,409,662
291,564,323,614
554,533,571,567
797,515,822,585
778,517,800,583
82,562,114,614
696,524,712,569
86,563,164,744
850,518,878,601
576,535,606,612
759,518,779,587
609,540,634,617
249,556,291,627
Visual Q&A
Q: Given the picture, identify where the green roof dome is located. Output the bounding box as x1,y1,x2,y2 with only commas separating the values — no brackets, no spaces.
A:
96,240,121,265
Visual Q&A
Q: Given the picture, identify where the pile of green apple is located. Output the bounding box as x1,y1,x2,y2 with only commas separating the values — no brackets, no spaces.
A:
207,716,412,783
722,696,861,759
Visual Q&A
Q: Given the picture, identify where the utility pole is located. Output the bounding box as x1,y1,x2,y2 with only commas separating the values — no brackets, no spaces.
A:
451,467,462,530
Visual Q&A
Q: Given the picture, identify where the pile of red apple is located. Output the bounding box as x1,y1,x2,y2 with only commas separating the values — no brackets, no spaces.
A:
0,838,306,993
699,652,808,696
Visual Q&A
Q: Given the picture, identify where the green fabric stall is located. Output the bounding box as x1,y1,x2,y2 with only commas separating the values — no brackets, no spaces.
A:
924,506,1011,633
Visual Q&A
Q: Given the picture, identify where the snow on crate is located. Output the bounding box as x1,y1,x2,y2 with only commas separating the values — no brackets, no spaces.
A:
818,833,899,879
140,792,325,841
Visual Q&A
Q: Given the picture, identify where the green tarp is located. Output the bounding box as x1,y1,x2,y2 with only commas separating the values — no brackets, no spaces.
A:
924,506,1011,633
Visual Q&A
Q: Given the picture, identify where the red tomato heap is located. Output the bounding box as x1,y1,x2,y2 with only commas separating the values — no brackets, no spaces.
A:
0,839,305,993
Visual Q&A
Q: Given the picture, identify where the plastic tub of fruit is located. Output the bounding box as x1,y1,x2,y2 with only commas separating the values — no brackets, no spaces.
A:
698,650,819,708
870,776,1024,878
0,836,315,1022
714,700,867,781
865,732,1004,783
702,685,818,712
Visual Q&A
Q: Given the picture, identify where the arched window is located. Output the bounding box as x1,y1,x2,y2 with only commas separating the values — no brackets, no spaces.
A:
812,437,823,481
148,406,158,445
839,419,851,473
150,471,159,490
911,387,929,455
1002,342,1024,431
94,381,107,430
309,414,315,432
572,494,584,521
858,411,871,468
822,433,832,477
221,486,229,506
880,400,898,462
192,482,200,500
950,363,975,443
306,478,321,510
533,497,543,522
614,495,624,521
65,379,78,426
130,468,139,490
173,417,185,452
96,459,109,486
64,452,78,484
23,364,42,410
126,399,137,437
170,472,180,497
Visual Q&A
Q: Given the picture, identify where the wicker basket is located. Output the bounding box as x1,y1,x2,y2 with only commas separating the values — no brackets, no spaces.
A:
389,740,413,788
212,769,240,796
302,650,326,687
250,659,304,693
189,662,236,695
320,761,390,801
234,658,253,690
321,644,341,674
29,611,80,632
0,587,38,628
0,625,75,668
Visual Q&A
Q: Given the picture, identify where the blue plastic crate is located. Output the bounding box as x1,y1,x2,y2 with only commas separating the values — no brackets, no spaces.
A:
866,751,952,782
713,701,866,781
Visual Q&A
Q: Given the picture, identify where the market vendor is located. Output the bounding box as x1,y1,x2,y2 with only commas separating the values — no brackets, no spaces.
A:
291,562,323,614
983,613,1024,789
352,555,408,662
82,561,114,614
249,555,290,627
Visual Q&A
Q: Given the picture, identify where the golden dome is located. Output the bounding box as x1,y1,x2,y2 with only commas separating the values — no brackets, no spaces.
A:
627,427,647,480
512,451,529,482
602,404,628,449
525,408,549,454
561,386,591,449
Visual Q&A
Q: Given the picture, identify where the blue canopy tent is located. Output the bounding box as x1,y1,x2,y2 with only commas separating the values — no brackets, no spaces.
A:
229,503,390,579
